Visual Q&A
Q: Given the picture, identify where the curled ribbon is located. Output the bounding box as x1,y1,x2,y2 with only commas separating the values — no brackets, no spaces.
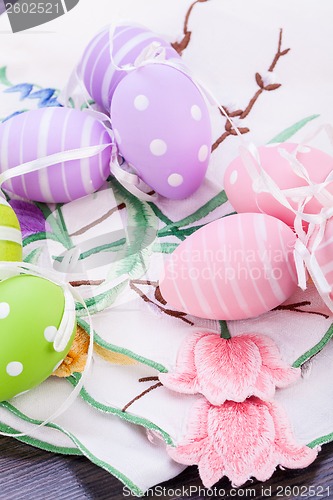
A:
60,22,244,201
239,129,333,312
0,261,94,437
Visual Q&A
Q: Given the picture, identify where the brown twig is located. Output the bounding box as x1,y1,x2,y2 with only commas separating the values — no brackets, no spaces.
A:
171,0,209,55
69,203,126,237
122,382,163,413
268,28,290,72
139,376,159,383
129,280,194,325
274,301,329,319
212,28,290,152
131,279,159,287
70,279,105,287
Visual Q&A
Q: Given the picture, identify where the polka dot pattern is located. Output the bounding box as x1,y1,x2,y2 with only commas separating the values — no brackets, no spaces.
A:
134,94,149,111
198,145,209,162
191,105,202,121
230,170,238,185
0,302,10,319
44,326,58,343
150,139,167,157
0,274,77,402
168,174,184,187
110,63,212,199
6,361,23,377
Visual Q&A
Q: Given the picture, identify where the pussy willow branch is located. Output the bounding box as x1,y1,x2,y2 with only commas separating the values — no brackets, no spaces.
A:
212,28,290,152
171,0,209,55
122,381,163,413
69,203,126,237
274,300,330,319
130,280,194,325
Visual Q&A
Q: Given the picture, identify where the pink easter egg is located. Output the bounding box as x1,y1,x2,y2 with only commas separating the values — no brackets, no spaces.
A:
110,63,212,199
309,218,333,296
78,24,181,112
224,144,333,227
159,213,298,320
0,108,112,203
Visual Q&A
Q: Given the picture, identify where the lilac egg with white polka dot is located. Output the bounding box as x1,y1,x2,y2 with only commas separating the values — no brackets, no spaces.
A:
0,107,112,203
110,64,212,199
78,24,181,112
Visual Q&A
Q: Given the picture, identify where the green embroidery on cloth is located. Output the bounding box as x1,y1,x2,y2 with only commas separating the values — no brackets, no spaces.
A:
0,67,13,87
308,432,333,449
68,375,174,446
292,322,333,368
77,318,168,373
268,114,320,144
1,401,144,497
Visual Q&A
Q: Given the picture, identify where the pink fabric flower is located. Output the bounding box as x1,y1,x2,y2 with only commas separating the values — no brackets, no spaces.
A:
168,398,318,488
160,332,300,405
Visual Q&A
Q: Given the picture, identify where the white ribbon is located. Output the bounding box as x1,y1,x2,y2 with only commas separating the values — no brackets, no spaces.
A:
59,22,247,202
0,144,111,188
0,261,94,437
239,128,333,312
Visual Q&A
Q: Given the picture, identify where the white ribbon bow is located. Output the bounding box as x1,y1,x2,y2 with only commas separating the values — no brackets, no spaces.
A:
239,128,333,312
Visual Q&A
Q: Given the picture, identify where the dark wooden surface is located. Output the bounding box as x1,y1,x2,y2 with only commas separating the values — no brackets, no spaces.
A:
0,434,333,499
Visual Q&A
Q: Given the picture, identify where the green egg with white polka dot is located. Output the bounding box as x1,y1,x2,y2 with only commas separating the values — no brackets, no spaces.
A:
0,274,76,401
0,197,23,262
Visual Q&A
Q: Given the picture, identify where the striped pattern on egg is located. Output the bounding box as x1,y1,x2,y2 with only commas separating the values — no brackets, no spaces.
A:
309,218,333,299
0,108,112,203
110,63,212,199
159,213,298,320
0,197,22,262
225,144,333,227
78,24,181,112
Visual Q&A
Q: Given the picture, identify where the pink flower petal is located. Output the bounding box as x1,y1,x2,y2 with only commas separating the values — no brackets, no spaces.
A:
194,334,263,404
252,334,301,388
252,365,277,400
169,397,317,489
198,449,225,488
208,399,276,485
161,331,299,405
184,399,209,444
159,332,207,394
167,399,209,465
269,401,319,468
167,440,207,465
159,371,198,394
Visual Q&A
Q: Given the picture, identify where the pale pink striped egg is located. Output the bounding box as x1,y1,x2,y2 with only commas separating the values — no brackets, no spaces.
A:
159,213,298,320
77,24,181,112
224,144,333,227
0,108,112,203
309,218,333,297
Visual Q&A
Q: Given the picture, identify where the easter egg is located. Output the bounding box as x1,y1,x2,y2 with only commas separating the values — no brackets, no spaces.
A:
308,218,333,298
0,108,112,203
78,24,181,112
159,213,298,320
0,197,22,262
224,144,333,227
110,64,212,199
0,274,76,401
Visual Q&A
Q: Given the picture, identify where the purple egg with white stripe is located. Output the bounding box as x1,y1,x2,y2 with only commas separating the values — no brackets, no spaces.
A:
160,213,298,320
110,63,212,199
0,108,112,203
78,24,181,112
